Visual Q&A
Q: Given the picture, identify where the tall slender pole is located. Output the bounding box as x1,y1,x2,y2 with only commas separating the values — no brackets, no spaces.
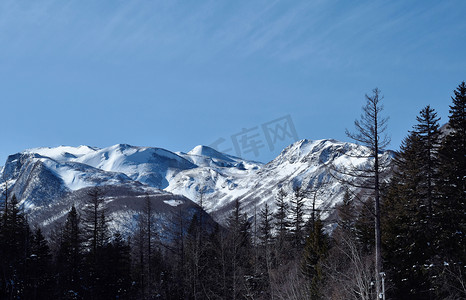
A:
380,272,386,300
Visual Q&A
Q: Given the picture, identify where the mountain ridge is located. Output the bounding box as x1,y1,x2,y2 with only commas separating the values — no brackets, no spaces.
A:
1,139,393,230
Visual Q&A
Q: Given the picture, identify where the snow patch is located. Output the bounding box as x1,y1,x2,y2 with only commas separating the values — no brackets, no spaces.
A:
164,200,184,207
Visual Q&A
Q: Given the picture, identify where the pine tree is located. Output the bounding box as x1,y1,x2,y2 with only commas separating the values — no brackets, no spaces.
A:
290,185,306,250
354,198,375,255
81,187,110,298
202,224,226,298
0,183,8,298
56,205,83,298
438,82,466,264
0,195,31,298
273,188,290,263
433,82,466,299
301,216,328,300
335,189,356,235
103,231,132,299
382,132,433,299
27,227,53,299
227,199,251,300
382,106,443,299
259,203,274,248
414,105,441,222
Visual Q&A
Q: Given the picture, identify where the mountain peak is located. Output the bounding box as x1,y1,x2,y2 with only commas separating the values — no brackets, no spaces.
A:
1,139,393,227
187,145,234,161
24,145,99,161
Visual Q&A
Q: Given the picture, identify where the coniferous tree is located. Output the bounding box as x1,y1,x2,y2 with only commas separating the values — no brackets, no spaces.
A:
335,189,356,235
259,203,274,248
203,223,226,298
96,210,110,249
227,199,252,300
81,187,110,298
56,205,83,298
382,105,444,299
273,188,290,263
82,187,107,258
301,216,328,300
0,195,31,298
435,82,466,299
354,198,375,255
438,81,466,264
290,185,306,250
414,105,441,223
383,131,433,299
27,227,53,300
103,231,132,299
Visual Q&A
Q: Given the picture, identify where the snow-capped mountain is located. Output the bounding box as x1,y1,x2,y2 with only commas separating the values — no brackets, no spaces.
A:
0,139,392,231
167,139,393,221
0,147,213,236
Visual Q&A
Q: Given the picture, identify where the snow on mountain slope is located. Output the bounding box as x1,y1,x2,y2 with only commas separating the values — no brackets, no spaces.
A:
177,145,261,170
3,152,139,208
166,139,392,223
73,144,196,188
24,145,99,162
25,144,196,189
0,149,214,236
188,145,235,161
31,185,214,239
166,145,263,212
1,139,392,228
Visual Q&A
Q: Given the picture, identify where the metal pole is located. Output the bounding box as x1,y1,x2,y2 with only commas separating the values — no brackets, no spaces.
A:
380,272,386,300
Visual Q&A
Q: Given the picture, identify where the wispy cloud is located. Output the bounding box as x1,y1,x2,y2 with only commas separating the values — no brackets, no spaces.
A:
0,0,464,70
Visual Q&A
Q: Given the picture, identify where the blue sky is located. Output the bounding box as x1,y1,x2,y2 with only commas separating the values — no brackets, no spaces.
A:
1,0,465,164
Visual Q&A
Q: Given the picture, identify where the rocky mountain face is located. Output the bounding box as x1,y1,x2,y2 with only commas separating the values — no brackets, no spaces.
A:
0,139,393,233
169,139,393,222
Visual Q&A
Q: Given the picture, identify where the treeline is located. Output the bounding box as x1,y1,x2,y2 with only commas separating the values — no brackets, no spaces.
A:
0,189,134,299
0,181,334,299
0,82,464,300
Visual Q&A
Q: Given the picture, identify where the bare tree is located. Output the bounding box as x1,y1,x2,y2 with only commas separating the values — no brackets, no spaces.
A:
436,264,466,300
331,88,390,299
259,203,274,298
323,231,374,300
271,262,310,300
